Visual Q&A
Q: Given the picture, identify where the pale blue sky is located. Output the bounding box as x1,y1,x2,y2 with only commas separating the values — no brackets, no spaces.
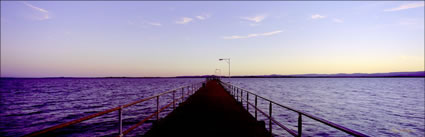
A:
1,1,424,77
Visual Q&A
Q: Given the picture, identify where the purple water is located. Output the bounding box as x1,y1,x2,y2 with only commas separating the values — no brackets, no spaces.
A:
1,78,424,137
228,78,425,137
0,78,203,137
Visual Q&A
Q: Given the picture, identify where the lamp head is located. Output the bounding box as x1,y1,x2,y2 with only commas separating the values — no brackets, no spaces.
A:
219,59,223,61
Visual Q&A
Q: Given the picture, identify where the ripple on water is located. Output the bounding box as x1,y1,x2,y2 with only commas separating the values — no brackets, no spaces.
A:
231,78,424,137
0,78,203,137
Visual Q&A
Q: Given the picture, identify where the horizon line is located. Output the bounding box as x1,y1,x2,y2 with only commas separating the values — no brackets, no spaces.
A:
1,70,424,78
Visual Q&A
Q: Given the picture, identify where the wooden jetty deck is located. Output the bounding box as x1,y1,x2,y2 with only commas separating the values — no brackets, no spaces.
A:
143,80,269,137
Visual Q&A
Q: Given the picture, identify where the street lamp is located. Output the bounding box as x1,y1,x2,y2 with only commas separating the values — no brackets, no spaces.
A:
219,58,230,82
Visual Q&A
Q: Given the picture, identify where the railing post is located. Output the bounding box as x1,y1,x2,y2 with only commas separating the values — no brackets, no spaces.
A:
232,87,234,97
156,96,159,121
236,89,239,101
269,101,272,137
118,106,123,137
298,113,302,137
240,89,243,103
173,90,176,109
255,95,257,120
182,88,184,103
246,92,249,111
231,88,233,96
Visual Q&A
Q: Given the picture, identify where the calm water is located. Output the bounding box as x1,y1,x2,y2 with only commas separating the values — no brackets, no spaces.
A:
0,78,203,137
1,78,424,137
228,78,425,137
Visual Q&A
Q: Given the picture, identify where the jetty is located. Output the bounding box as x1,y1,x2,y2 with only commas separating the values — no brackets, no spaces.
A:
24,78,368,137
143,79,269,137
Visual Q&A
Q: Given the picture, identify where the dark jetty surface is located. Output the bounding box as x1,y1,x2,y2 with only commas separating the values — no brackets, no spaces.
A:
144,80,269,137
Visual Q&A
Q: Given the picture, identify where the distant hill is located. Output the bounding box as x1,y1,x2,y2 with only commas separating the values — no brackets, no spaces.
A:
229,71,425,78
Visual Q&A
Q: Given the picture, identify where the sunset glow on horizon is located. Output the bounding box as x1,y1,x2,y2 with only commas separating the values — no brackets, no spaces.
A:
1,1,424,77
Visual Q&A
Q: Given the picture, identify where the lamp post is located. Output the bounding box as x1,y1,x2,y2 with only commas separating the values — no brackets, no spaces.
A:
219,58,230,83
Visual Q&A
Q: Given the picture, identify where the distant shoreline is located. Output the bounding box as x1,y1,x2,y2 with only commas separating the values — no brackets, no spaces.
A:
1,76,424,79
1,71,424,79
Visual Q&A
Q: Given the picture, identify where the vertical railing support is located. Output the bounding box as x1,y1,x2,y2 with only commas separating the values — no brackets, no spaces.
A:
232,87,234,97
255,95,258,120
240,89,243,104
246,92,249,111
269,101,272,137
118,106,123,137
156,96,159,121
298,113,302,137
231,87,233,96
236,89,239,101
173,90,176,109
182,88,184,103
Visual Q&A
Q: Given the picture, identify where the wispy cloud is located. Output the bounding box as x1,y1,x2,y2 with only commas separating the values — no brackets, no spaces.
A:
196,16,206,20
384,2,424,12
333,18,344,23
127,20,161,28
147,22,161,26
222,30,282,40
196,14,211,20
311,14,326,19
241,15,267,23
176,17,193,24
22,2,50,20
22,2,48,13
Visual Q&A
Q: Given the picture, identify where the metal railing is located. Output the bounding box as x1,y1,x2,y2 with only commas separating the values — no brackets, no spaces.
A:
220,81,369,137
24,81,204,137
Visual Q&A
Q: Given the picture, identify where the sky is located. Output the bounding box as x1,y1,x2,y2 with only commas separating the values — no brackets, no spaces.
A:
1,1,424,77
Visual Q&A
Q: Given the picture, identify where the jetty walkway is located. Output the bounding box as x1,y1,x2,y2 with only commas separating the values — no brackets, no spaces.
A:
143,80,269,137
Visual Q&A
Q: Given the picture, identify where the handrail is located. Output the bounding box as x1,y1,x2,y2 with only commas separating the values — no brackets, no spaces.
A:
24,81,204,137
122,91,189,135
245,99,298,136
220,81,369,137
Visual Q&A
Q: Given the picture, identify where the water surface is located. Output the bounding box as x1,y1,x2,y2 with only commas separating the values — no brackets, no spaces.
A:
1,78,424,137
229,78,424,137
0,78,202,136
